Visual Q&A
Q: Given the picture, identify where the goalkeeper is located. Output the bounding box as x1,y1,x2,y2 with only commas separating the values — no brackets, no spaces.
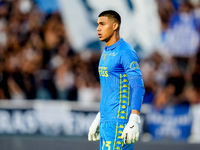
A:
88,10,145,150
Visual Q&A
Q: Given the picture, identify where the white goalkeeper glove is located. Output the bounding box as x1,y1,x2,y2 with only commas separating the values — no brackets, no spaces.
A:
88,112,100,141
121,114,141,144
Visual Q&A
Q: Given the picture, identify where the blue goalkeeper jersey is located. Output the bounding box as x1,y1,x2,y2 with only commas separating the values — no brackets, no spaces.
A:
99,38,144,123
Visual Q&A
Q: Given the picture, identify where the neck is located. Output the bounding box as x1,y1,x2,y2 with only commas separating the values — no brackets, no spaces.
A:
106,33,120,46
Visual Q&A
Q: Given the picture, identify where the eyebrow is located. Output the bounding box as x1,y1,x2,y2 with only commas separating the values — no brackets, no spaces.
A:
97,21,104,25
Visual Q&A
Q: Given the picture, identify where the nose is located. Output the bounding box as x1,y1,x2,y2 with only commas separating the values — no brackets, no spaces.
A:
96,25,100,31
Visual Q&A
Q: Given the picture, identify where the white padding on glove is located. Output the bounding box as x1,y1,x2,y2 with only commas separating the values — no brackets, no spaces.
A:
121,114,141,144
88,112,100,141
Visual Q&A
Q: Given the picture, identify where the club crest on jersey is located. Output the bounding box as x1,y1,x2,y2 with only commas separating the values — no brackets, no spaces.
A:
103,54,107,62
130,61,139,70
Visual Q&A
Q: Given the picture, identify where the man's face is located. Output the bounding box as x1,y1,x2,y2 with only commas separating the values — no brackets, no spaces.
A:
97,16,115,42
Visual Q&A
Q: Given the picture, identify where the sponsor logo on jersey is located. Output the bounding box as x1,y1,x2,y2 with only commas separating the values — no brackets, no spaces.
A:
108,51,116,56
99,66,108,77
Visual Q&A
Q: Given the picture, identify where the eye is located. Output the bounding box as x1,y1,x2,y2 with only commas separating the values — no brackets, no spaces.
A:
99,22,104,26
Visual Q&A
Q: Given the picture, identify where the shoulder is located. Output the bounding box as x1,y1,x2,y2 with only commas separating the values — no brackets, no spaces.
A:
119,40,137,56
120,40,133,49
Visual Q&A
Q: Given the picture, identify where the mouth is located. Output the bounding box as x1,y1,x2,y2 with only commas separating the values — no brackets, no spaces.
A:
98,33,102,38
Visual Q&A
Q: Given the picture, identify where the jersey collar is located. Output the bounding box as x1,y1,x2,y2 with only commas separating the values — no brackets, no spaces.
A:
105,38,124,51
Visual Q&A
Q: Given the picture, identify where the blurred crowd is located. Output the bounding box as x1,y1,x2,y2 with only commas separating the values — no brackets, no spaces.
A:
0,0,200,109
142,0,200,109
0,0,100,102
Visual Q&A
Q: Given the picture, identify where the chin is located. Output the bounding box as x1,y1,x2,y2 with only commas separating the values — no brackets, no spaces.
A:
99,37,106,42
98,37,103,40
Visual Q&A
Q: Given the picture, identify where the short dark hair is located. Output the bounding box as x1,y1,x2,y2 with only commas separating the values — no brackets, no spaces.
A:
98,10,121,26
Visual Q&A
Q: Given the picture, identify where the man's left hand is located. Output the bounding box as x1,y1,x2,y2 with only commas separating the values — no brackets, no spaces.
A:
121,114,141,144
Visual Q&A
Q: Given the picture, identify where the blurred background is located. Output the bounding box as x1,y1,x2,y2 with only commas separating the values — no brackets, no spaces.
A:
0,0,200,150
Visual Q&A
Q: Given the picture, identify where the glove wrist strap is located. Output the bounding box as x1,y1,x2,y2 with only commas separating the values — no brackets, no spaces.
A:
94,112,100,125
129,114,141,123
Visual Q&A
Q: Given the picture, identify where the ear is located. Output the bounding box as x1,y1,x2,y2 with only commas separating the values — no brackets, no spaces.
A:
113,22,119,31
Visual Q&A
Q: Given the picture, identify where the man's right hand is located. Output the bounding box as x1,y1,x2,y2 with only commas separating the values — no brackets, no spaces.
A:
88,112,100,141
